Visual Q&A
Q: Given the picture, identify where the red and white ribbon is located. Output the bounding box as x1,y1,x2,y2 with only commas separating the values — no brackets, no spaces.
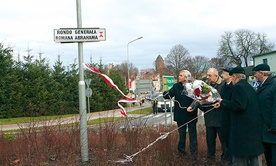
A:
84,64,137,116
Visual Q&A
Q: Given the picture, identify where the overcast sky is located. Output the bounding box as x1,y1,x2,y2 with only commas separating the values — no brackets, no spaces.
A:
1,0,276,70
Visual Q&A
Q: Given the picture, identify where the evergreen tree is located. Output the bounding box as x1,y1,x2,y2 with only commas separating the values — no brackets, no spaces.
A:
63,61,79,114
0,44,16,118
20,53,52,116
48,55,69,115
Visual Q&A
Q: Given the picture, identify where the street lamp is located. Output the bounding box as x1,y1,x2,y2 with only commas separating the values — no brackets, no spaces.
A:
127,36,143,96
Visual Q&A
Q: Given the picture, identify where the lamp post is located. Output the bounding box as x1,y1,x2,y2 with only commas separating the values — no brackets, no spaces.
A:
127,36,143,96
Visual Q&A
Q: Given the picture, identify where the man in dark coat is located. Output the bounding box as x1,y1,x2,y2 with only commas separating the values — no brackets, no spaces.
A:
203,68,224,163
253,64,276,166
163,70,198,159
215,67,264,166
220,67,233,164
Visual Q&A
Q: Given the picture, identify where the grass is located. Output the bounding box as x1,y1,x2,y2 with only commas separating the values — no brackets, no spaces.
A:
127,107,152,115
87,117,126,125
0,114,78,125
0,107,151,126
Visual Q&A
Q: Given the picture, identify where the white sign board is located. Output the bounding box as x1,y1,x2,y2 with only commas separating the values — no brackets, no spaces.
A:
54,28,106,43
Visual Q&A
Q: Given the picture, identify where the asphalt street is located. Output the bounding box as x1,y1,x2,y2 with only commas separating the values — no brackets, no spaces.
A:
0,100,205,131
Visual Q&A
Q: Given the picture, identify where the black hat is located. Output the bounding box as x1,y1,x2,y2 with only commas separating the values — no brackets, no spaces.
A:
221,67,232,73
229,67,245,75
252,64,270,71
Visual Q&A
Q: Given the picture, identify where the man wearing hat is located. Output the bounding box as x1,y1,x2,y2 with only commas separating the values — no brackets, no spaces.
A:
253,64,276,166
220,67,233,165
214,66,264,166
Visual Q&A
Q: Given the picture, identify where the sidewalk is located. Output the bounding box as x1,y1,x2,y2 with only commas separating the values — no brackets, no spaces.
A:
0,104,151,131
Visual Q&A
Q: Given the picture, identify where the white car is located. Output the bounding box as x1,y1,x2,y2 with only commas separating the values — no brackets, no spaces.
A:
152,95,174,113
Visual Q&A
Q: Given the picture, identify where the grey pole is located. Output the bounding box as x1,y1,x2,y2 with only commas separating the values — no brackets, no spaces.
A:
170,100,173,125
127,37,143,96
87,96,90,113
76,0,88,162
164,100,168,129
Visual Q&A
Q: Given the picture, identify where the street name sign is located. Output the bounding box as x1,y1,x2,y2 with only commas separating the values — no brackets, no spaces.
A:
54,28,106,43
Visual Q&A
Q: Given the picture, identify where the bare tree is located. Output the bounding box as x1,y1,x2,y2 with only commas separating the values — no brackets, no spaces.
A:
165,44,191,77
208,57,230,70
218,29,274,67
188,55,209,79
114,61,138,85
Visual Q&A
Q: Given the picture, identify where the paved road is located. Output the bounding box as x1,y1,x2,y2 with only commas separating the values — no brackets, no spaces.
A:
0,100,205,131
0,102,152,131
119,109,205,129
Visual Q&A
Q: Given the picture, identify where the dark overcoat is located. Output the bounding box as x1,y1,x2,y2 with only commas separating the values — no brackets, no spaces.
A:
220,82,233,144
256,75,276,144
163,82,197,123
220,79,264,156
202,77,224,127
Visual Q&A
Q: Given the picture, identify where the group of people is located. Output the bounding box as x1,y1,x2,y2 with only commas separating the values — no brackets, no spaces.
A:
163,64,276,166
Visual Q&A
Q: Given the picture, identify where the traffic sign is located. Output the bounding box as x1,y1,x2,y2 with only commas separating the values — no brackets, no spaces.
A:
85,79,92,87
162,76,175,91
85,88,92,97
54,28,106,43
252,81,260,88
135,79,152,94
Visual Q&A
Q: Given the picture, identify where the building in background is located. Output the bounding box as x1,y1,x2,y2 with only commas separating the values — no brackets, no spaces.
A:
138,54,172,93
253,50,276,75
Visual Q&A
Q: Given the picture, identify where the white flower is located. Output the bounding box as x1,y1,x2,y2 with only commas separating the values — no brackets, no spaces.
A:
191,80,220,104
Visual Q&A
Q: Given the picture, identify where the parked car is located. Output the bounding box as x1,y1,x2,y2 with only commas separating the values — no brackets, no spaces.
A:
152,94,174,113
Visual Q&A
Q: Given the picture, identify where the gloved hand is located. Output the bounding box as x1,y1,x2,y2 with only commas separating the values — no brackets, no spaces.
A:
268,128,276,134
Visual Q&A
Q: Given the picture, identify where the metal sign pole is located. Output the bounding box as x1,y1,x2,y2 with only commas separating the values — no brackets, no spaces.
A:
170,100,173,125
76,0,88,162
85,79,92,113
54,1,105,162
164,100,167,129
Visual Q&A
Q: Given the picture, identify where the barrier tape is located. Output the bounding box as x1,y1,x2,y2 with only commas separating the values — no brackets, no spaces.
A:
84,64,216,164
113,105,214,164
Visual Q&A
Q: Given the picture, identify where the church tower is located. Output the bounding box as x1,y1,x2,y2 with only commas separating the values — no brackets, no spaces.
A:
155,54,165,73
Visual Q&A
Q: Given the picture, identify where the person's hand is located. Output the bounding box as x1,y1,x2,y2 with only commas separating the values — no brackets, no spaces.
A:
213,101,220,108
212,98,222,108
187,106,193,112
213,102,220,108
268,128,276,134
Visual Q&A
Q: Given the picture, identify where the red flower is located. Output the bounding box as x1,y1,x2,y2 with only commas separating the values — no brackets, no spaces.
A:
194,88,201,97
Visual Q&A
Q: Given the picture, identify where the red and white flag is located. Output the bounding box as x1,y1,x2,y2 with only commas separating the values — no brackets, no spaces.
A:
84,64,137,116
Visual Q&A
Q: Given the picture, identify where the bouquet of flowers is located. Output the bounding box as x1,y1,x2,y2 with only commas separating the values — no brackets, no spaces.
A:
191,80,220,105
185,80,221,110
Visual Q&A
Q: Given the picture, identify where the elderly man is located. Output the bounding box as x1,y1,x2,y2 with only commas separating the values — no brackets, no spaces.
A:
220,67,233,165
163,70,198,160
253,64,276,166
215,67,264,166
202,68,224,163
